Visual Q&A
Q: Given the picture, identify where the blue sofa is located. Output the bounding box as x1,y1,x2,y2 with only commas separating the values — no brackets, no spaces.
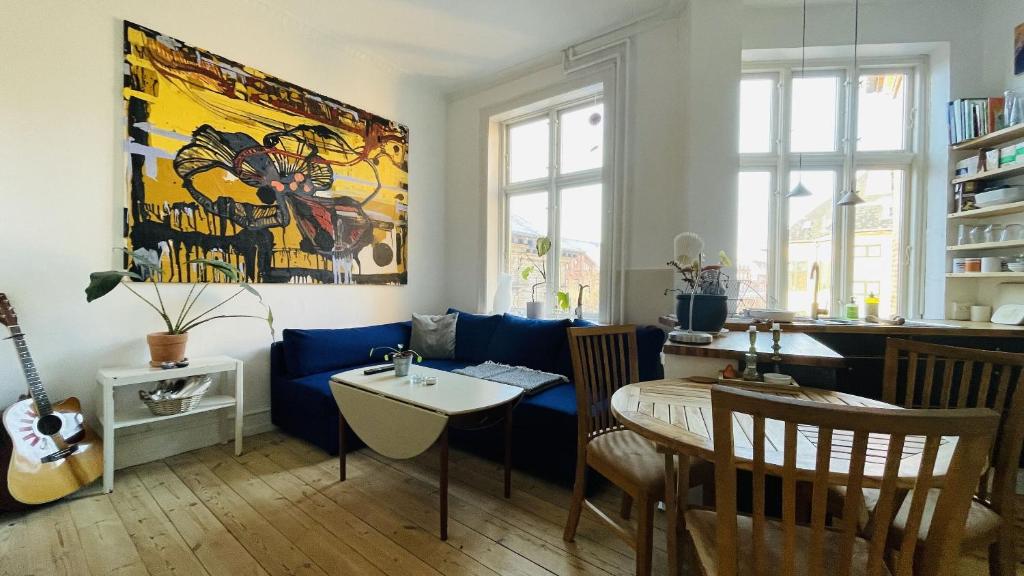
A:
270,310,667,483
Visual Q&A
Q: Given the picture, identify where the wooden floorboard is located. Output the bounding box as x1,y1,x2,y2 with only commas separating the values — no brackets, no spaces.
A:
1,431,1020,575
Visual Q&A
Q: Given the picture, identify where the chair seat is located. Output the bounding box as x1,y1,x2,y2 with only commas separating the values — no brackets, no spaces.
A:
685,509,890,576
830,486,1003,550
586,430,667,497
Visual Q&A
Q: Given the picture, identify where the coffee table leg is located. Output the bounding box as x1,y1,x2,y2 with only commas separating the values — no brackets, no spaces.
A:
504,402,513,499
440,425,449,540
338,407,347,482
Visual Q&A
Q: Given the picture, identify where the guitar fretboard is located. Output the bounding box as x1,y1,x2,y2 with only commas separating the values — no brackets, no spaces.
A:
8,325,52,416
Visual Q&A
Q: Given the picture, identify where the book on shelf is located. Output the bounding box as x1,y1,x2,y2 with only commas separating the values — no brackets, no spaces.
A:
948,97,1005,145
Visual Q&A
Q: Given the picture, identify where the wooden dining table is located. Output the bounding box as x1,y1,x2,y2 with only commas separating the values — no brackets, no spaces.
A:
610,379,960,575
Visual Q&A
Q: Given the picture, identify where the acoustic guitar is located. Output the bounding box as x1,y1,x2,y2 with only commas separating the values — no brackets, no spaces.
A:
0,294,103,504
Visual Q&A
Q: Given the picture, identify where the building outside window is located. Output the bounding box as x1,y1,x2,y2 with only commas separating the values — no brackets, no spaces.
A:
736,62,919,319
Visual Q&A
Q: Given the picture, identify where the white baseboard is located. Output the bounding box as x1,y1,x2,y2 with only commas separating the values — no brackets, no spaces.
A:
111,407,276,470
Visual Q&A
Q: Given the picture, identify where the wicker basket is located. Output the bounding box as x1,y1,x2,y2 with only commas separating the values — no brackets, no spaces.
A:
139,374,211,416
142,394,205,416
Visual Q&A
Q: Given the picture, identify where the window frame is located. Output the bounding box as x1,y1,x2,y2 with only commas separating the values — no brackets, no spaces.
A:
500,95,608,320
739,57,922,317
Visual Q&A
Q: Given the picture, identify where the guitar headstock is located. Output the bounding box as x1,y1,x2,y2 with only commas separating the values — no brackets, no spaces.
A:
0,293,17,327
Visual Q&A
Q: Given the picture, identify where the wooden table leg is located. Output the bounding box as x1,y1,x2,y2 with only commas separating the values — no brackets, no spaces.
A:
440,425,449,541
504,402,513,499
338,407,346,482
664,452,679,576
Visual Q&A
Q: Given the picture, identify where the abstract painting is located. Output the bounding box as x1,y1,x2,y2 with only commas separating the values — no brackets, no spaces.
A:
123,22,409,284
1016,22,1024,76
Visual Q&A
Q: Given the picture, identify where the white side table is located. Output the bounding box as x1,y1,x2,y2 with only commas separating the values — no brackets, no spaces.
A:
95,355,243,492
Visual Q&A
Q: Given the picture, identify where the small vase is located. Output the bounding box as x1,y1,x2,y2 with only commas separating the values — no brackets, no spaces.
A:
526,301,544,319
394,355,412,377
146,332,189,367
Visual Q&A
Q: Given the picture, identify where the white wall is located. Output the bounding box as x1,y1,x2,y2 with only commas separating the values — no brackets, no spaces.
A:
981,0,1024,95
0,0,447,465
444,3,742,323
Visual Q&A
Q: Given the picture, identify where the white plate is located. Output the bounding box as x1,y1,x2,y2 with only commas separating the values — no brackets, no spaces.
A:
746,309,797,323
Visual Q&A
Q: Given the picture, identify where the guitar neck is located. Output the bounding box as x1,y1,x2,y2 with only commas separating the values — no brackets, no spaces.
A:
7,326,51,415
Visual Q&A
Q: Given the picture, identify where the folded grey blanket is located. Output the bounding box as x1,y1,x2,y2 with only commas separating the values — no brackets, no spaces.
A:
453,361,568,395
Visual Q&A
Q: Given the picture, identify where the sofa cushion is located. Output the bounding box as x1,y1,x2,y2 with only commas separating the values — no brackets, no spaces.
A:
447,308,503,363
487,314,571,374
419,359,474,372
519,381,577,417
410,312,458,359
282,323,411,377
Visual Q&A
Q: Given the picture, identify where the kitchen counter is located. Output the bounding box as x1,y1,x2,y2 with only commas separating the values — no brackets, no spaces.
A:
663,331,844,368
658,315,1024,338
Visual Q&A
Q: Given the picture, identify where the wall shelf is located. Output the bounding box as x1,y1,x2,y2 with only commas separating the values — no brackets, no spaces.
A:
948,200,1024,220
951,123,1024,151
951,163,1024,185
946,272,1024,279
947,239,1024,251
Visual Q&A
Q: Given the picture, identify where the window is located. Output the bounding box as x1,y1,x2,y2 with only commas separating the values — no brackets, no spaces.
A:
737,64,916,317
503,97,605,319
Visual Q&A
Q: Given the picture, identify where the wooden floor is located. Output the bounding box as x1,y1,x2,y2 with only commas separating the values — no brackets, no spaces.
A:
0,431,1017,575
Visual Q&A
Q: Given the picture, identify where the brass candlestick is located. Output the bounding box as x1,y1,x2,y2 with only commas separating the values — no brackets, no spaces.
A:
742,326,760,381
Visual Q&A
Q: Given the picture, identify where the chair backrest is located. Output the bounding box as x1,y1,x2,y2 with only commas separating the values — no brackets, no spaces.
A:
567,325,640,441
710,384,999,576
882,338,1024,513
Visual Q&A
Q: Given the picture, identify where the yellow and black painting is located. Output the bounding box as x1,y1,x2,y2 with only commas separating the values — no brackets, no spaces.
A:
123,21,409,284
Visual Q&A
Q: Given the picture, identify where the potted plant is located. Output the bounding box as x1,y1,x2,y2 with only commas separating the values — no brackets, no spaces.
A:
519,237,570,319
666,233,732,333
86,248,273,366
369,344,422,377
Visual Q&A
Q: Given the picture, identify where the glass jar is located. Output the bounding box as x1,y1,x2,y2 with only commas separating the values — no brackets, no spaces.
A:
984,224,1004,244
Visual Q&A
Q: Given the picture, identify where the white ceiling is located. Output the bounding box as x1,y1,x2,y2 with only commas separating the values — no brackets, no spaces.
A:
273,0,672,92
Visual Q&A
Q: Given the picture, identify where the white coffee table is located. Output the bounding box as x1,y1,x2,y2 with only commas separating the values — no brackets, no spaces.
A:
330,364,523,540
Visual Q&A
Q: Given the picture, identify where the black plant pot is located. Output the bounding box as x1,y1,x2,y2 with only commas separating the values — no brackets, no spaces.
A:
675,294,728,333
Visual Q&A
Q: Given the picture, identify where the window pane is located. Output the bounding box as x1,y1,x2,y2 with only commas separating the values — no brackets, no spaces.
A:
786,171,834,316
740,78,775,153
857,73,907,151
508,118,549,183
507,192,549,314
853,170,903,317
559,103,603,174
790,76,839,153
736,172,771,311
559,184,602,319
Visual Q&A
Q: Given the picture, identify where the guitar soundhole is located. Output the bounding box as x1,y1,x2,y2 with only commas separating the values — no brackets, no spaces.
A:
36,413,63,436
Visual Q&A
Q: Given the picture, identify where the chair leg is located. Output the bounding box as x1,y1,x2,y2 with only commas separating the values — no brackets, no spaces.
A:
989,532,1017,576
635,495,655,576
563,452,588,542
620,491,633,520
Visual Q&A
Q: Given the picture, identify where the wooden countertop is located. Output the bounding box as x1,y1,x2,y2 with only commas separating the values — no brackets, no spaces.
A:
663,331,845,368
659,315,1024,337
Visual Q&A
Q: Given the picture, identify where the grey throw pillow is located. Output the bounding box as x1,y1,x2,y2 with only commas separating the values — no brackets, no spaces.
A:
410,312,458,360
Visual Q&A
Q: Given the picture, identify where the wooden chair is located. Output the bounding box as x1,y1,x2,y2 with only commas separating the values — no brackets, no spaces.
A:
562,325,711,575
687,384,999,576
829,338,1024,575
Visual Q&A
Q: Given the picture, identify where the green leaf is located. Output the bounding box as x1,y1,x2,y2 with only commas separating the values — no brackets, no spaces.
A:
239,282,263,302
556,291,571,311
536,237,552,257
85,271,139,302
520,266,534,281
189,258,240,281
265,306,275,338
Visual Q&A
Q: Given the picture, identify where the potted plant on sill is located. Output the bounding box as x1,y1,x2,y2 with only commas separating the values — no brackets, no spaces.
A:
519,237,570,319
85,248,274,366
369,344,422,377
665,233,732,333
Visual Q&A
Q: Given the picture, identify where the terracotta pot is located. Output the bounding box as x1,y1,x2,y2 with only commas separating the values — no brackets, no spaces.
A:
146,332,189,367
